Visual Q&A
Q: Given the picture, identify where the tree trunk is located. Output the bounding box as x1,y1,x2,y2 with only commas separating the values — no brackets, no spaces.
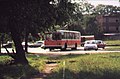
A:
25,27,29,53
10,28,28,64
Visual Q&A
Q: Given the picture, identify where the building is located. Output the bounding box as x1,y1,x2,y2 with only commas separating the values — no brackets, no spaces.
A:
96,14,120,33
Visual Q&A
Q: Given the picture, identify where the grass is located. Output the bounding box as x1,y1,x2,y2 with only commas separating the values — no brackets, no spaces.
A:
104,40,120,46
0,53,120,79
104,40,120,51
105,46,120,51
46,53,120,79
0,40,119,79
0,54,47,79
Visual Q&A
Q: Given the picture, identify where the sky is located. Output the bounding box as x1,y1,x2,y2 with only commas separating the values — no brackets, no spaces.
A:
87,0,120,7
71,0,120,7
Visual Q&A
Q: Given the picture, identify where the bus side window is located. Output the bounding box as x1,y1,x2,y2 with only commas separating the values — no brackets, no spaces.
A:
70,33,72,39
66,32,69,39
75,34,77,39
74,33,79,39
64,33,67,39
73,33,75,39
72,33,74,39
61,33,64,39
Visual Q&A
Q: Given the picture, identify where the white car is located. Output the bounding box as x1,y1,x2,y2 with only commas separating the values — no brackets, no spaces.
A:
84,40,98,51
22,42,34,47
28,41,44,47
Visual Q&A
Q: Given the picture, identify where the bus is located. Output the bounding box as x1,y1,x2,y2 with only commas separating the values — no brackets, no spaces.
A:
43,30,81,51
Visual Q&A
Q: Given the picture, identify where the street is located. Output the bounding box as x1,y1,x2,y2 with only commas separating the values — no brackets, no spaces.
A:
1,47,120,55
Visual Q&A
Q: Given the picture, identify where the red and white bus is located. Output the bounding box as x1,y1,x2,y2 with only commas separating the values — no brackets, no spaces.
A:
43,30,81,51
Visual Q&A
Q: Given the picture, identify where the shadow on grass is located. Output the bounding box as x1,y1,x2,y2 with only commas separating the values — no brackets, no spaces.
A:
0,63,40,79
46,68,120,79
47,54,90,60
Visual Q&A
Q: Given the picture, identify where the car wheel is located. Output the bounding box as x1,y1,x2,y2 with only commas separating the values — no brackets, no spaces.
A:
95,49,98,51
49,49,53,51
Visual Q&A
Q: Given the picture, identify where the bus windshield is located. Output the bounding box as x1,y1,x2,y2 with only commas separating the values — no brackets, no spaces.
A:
45,33,52,40
52,32,61,40
45,32,61,40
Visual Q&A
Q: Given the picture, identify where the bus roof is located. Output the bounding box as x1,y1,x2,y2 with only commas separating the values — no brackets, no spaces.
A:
57,30,80,34
45,30,80,34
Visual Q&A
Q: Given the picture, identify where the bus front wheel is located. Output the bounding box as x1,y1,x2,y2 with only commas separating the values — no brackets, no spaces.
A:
49,48,53,51
61,43,67,51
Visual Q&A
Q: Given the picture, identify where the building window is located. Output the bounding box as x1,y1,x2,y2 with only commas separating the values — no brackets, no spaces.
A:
116,20,118,22
116,27,118,31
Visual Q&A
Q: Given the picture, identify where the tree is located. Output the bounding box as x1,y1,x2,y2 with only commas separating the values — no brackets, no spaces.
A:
83,15,104,39
94,4,120,15
0,0,56,64
67,22,85,34
0,0,78,64
55,0,76,26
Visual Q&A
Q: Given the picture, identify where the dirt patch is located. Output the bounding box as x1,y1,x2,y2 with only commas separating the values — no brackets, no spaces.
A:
31,61,58,79
44,63,58,74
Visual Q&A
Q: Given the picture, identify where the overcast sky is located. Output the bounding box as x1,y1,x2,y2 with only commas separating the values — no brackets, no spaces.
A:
87,0,120,7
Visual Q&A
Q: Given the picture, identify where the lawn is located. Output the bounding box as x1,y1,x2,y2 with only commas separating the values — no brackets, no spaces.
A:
104,40,120,51
104,40,120,46
0,52,120,79
46,53,120,79
105,46,120,51
0,54,47,79
0,40,120,79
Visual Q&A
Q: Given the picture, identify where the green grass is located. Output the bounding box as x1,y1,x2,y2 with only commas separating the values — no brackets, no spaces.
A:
46,53,120,79
0,54,47,79
0,40,119,79
105,46,120,51
0,53,120,79
105,40,120,46
104,40,120,51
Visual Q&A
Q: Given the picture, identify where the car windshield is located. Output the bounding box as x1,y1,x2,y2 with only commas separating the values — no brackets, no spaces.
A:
96,40,102,44
91,41,95,44
85,40,96,44
85,41,90,44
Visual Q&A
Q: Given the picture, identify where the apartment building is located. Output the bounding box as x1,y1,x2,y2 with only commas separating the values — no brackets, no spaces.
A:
96,14,120,33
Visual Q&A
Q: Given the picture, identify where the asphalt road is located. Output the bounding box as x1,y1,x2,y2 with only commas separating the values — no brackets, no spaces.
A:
1,47,119,55
28,47,120,55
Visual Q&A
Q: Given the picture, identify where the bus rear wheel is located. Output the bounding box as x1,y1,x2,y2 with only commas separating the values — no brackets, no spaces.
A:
61,43,67,51
49,48,53,51
72,43,77,50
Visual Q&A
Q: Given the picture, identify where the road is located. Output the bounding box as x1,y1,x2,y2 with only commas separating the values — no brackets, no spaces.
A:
1,47,120,55
28,47,120,55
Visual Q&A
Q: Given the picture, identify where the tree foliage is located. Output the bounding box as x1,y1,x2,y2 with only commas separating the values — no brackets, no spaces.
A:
0,0,78,64
0,0,119,64
94,4,120,15
0,0,57,64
